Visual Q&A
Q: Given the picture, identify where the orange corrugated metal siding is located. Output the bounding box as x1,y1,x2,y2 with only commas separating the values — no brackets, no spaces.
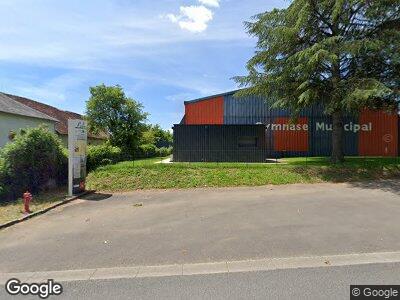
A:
185,97,224,125
181,90,399,158
359,109,398,156
273,117,309,152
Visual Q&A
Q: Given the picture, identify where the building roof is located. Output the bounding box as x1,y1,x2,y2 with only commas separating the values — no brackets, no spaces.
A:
4,93,108,140
184,89,242,104
0,93,58,122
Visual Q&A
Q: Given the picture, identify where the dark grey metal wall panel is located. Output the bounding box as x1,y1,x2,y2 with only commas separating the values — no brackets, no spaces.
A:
223,94,269,124
311,117,331,156
223,94,316,125
311,116,359,156
173,125,267,162
174,121,360,162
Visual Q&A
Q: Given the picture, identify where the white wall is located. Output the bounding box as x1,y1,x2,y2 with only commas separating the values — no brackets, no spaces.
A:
0,112,56,148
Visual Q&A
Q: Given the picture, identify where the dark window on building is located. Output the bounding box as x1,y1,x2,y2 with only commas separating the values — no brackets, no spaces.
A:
238,136,258,148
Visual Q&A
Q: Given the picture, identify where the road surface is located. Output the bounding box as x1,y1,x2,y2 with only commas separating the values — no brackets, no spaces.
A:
1,262,399,299
0,181,399,298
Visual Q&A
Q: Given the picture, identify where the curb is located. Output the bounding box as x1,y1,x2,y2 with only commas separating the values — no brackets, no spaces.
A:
2,250,400,283
0,190,95,230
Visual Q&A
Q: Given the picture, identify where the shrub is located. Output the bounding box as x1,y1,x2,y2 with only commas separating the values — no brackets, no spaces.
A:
156,147,172,157
0,126,67,201
87,144,122,171
135,145,172,159
137,144,156,158
57,148,68,185
0,158,8,201
100,158,113,166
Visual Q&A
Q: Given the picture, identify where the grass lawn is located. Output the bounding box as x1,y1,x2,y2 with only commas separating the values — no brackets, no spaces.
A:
0,188,67,225
86,156,400,192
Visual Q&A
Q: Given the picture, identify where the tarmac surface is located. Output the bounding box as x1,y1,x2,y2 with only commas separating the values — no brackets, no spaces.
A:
1,262,399,300
0,181,399,274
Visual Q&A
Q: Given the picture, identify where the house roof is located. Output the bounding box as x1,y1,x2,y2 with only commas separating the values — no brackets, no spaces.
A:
0,93,58,122
4,93,108,140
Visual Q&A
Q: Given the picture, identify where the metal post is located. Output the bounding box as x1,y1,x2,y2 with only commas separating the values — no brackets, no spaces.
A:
68,119,87,197
68,121,74,196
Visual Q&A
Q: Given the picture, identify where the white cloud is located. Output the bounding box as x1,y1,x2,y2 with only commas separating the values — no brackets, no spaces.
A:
166,14,179,23
166,0,221,33
199,0,220,8
167,5,213,33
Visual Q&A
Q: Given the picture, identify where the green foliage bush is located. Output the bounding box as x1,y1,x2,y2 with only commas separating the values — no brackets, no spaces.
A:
0,127,67,201
140,124,173,149
137,144,157,158
136,145,172,159
100,158,113,166
87,144,122,171
156,147,172,157
0,158,8,200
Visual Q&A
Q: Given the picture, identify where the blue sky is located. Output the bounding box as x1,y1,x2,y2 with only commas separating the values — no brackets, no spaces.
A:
0,0,288,129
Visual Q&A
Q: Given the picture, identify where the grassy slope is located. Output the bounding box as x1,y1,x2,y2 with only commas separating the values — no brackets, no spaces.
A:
86,156,400,192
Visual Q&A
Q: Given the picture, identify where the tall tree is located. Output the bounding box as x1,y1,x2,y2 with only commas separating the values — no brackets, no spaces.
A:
235,0,400,162
86,84,148,155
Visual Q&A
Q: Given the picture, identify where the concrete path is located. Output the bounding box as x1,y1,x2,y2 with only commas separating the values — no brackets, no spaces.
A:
156,157,172,164
0,181,400,274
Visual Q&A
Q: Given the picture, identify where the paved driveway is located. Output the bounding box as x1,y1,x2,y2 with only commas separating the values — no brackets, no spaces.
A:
0,181,400,273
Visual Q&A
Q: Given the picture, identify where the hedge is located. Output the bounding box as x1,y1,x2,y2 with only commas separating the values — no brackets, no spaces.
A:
87,144,122,171
156,146,172,157
136,144,172,159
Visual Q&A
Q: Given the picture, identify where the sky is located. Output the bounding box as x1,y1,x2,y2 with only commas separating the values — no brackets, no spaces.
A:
0,0,288,129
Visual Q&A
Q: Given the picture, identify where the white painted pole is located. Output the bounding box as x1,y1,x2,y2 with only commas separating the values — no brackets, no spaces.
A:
68,119,88,197
68,120,74,196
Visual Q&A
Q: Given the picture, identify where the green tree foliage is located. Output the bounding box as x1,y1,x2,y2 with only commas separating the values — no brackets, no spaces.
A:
138,144,157,158
86,84,148,156
138,125,173,158
235,0,400,162
141,124,173,148
0,127,67,201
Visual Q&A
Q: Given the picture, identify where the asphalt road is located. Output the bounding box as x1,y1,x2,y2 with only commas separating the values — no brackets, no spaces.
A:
1,181,400,273
1,263,399,300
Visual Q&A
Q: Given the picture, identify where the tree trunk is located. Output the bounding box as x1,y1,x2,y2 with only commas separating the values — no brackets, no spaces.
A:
331,110,344,163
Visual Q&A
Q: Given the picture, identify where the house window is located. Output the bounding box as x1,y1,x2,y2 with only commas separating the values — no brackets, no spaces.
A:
238,136,258,148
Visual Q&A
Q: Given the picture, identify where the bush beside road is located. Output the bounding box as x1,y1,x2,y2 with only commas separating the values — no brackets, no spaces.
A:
86,157,400,192
0,127,67,202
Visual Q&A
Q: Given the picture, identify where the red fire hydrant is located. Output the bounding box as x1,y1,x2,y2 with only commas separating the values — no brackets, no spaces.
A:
23,191,33,214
